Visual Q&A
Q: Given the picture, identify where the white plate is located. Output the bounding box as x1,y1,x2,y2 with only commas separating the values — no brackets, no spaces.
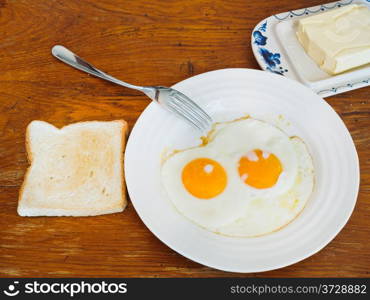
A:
125,68,359,273
251,0,370,98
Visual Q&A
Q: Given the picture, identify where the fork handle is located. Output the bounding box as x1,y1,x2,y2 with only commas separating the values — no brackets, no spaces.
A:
51,45,153,95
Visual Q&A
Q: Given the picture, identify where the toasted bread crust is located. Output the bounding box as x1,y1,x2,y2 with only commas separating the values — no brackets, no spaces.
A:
118,120,129,211
18,122,36,215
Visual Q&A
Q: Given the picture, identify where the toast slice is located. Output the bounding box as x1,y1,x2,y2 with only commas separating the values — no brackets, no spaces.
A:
18,120,128,216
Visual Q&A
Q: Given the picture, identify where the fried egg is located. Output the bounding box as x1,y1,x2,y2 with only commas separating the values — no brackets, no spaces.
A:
161,117,314,237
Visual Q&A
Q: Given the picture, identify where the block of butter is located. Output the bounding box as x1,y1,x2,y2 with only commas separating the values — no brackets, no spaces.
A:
296,4,370,75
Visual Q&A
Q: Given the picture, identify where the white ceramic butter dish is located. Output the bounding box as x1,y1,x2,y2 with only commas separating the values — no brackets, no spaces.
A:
251,0,370,97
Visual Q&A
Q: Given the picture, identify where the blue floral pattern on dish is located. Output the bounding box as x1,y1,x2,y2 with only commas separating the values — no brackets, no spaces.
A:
259,21,267,32
259,48,280,68
266,67,285,76
253,31,267,46
252,21,288,75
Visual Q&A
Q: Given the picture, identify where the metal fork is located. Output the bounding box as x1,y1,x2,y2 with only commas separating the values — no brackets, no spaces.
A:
51,45,213,132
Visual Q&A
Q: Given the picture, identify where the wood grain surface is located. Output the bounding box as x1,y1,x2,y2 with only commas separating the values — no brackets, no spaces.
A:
0,0,369,278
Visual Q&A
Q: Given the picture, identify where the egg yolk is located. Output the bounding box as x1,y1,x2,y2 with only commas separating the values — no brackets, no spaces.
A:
182,158,227,199
238,149,282,189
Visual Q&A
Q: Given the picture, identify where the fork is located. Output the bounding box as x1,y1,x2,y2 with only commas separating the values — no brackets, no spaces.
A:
51,45,213,132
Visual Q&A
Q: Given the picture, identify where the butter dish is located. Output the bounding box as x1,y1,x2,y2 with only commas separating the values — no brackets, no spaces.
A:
251,0,370,97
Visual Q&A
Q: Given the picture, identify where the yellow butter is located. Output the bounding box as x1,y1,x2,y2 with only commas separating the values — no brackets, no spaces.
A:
296,4,370,75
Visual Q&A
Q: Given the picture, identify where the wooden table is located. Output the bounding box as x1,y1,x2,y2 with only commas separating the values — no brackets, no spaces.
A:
0,0,369,278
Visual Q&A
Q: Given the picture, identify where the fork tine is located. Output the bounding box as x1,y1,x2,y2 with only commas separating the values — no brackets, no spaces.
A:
181,99,212,127
178,92,213,123
170,108,203,131
174,102,210,131
170,93,211,129
171,94,209,127
167,100,207,131
172,92,212,124
167,101,206,130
